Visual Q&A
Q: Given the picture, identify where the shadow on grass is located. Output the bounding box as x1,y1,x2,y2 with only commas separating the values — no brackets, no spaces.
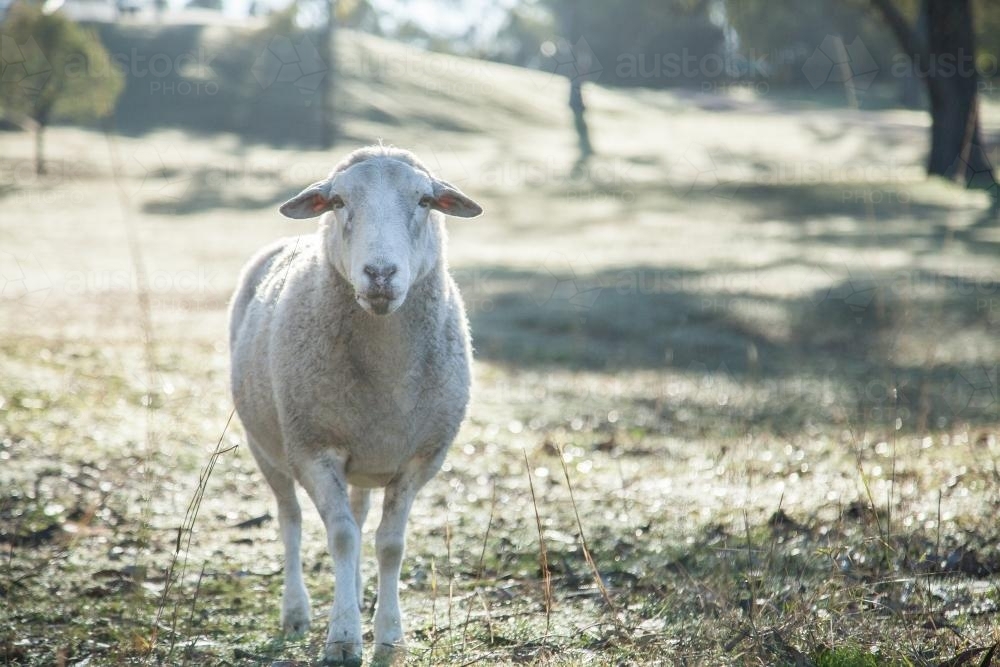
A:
140,164,287,215
460,264,999,432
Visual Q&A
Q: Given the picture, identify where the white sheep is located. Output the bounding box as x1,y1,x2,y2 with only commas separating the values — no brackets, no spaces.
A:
228,145,483,665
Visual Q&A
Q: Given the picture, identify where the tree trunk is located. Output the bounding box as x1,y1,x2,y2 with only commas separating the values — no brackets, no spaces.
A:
561,3,593,166
319,0,337,148
924,0,987,180
899,0,926,108
870,0,993,186
34,123,45,175
569,80,593,159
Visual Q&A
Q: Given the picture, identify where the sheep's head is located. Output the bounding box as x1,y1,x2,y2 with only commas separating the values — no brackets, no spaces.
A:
279,148,482,316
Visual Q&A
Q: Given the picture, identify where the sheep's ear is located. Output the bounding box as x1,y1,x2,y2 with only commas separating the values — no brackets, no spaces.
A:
279,181,334,219
430,179,483,218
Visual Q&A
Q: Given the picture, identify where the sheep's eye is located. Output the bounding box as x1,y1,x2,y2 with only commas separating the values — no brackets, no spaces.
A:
330,195,346,210
418,195,433,208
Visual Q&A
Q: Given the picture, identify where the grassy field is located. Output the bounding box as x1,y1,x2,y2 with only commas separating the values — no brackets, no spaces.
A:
2,25,1000,666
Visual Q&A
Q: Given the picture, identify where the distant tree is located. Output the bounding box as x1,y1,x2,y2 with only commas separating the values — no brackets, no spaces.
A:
320,0,336,147
554,1,593,165
505,0,724,87
0,3,123,174
516,0,721,166
870,0,994,187
725,0,994,190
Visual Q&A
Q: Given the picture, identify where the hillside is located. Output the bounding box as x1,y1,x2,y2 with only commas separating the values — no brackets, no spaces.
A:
92,23,570,144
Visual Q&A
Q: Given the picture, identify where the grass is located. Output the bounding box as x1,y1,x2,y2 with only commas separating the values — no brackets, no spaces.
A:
5,311,1000,666
2,24,1000,667
814,646,884,667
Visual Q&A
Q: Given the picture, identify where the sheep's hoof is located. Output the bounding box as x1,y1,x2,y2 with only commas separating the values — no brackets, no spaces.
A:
321,643,362,667
372,642,406,666
280,605,311,637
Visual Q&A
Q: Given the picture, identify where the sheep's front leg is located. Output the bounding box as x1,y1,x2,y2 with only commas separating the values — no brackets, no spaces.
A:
373,455,443,663
298,455,363,666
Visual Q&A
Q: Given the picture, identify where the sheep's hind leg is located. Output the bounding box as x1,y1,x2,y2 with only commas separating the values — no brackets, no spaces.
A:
249,444,310,636
349,486,371,609
297,453,363,667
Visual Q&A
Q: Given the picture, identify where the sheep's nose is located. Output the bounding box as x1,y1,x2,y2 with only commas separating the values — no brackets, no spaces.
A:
363,263,398,285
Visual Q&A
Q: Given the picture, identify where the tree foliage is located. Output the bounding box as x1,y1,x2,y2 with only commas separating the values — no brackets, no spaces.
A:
1,2,123,128
491,0,726,88
486,0,1000,94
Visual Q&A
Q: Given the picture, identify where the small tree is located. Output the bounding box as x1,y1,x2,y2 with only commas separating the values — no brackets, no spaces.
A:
0,3,123,174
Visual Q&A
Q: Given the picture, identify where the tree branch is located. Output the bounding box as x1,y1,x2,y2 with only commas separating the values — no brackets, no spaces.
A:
868,0,930,70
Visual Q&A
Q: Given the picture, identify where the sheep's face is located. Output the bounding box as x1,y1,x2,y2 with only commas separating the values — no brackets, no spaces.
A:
279,154,482,316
